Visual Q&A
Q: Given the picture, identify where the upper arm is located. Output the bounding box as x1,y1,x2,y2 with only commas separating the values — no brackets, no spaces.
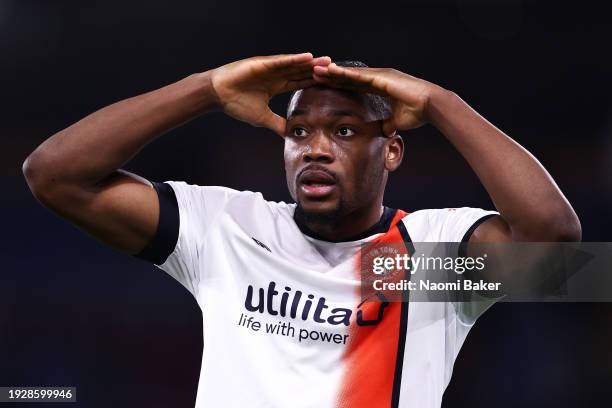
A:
410,208,502,324
31,169,160,255
468,214,513,244
466,213,568,296
464,214,516,290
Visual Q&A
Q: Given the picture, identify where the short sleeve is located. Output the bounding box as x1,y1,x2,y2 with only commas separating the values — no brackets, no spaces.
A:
408,207,501,325
434,208,501,325
136,181,240,297
425,207,498,243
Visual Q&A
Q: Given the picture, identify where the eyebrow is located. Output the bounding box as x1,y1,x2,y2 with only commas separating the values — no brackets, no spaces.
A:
288,109,363,119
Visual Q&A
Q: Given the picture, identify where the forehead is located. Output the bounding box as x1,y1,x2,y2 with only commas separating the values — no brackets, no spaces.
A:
287,87,376,121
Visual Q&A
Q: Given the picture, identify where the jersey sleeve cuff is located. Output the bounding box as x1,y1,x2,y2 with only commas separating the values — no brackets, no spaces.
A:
134,181,180,265
458,213,497,258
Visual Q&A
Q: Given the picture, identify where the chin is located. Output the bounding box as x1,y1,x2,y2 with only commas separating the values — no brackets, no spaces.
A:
296,198,342,223
299,199,338,214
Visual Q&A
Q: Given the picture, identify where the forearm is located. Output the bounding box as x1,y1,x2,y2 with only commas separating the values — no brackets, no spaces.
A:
425,88,580,241
24,71,218,192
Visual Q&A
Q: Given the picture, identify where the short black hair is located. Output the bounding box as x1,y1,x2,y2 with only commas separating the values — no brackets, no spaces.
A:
287,60,392,121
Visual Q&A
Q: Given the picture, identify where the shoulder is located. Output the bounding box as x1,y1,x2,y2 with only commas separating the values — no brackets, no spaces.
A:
402,207,496,222
163,181,295,219
399,207,498,242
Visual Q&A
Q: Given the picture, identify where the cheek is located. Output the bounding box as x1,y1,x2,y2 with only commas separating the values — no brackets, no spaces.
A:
284,139,301,164
284,141,301,195
345,145,385,190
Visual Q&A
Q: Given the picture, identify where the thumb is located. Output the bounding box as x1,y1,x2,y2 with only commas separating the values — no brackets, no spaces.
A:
258,109,287,137
382,118,397,138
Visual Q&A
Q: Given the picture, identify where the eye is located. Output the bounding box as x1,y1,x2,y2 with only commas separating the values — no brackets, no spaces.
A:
337,127,356,137
291,127,308,137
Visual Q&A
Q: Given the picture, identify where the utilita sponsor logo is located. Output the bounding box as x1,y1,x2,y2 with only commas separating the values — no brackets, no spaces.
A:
244,281,388,327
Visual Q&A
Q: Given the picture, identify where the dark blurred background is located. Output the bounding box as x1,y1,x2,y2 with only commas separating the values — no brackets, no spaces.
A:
1,0,611,407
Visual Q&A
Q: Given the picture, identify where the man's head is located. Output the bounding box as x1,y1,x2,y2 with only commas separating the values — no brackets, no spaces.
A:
283,61,404,227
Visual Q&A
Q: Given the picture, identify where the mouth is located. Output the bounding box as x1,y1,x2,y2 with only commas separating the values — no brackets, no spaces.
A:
298,168,337,199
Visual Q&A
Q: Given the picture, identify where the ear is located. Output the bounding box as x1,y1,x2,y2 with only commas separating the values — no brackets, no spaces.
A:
384,133,404,172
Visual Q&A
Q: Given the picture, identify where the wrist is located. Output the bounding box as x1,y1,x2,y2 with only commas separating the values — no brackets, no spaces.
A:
422,85,457,125
190,70,223,113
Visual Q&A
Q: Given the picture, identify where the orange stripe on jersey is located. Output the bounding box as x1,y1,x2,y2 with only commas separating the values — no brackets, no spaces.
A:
336,210,411,408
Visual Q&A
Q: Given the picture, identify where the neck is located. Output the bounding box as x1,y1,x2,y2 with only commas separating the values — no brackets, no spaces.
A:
294,203,385,242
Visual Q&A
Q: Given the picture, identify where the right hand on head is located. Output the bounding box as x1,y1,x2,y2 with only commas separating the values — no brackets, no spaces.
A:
209,53,331,136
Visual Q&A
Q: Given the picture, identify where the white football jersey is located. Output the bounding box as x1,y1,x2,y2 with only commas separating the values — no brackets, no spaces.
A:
138,181,498,408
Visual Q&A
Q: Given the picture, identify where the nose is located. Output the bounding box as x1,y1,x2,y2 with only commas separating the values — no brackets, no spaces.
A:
303,131,334,163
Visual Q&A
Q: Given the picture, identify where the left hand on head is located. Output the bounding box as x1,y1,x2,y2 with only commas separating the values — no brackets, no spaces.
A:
312,63,441,135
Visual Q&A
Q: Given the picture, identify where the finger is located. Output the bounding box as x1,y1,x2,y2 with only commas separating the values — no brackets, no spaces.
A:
258,109,287,137
281,69,315,83
275,61,319,80
313,73,369,93
321,69,388,96
327,63,372,80
311,56,332,67
327,64,381,88
312,74,336,86
263,53,314,71
285,78,317,92
273,56,329,79
284,68,313,81
286,63,319,76
382,118,397,137
313,65,331,77
316,64,369,85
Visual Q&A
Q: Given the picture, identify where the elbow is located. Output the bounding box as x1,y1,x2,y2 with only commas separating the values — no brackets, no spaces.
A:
22,149,57,203
510,201,582,242
519,212,582,242
553,214,582,242
23,152,41,193
23,152,37,182
547,203,582,242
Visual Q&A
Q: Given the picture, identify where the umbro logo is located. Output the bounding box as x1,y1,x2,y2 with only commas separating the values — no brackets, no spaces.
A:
252,237,271,252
